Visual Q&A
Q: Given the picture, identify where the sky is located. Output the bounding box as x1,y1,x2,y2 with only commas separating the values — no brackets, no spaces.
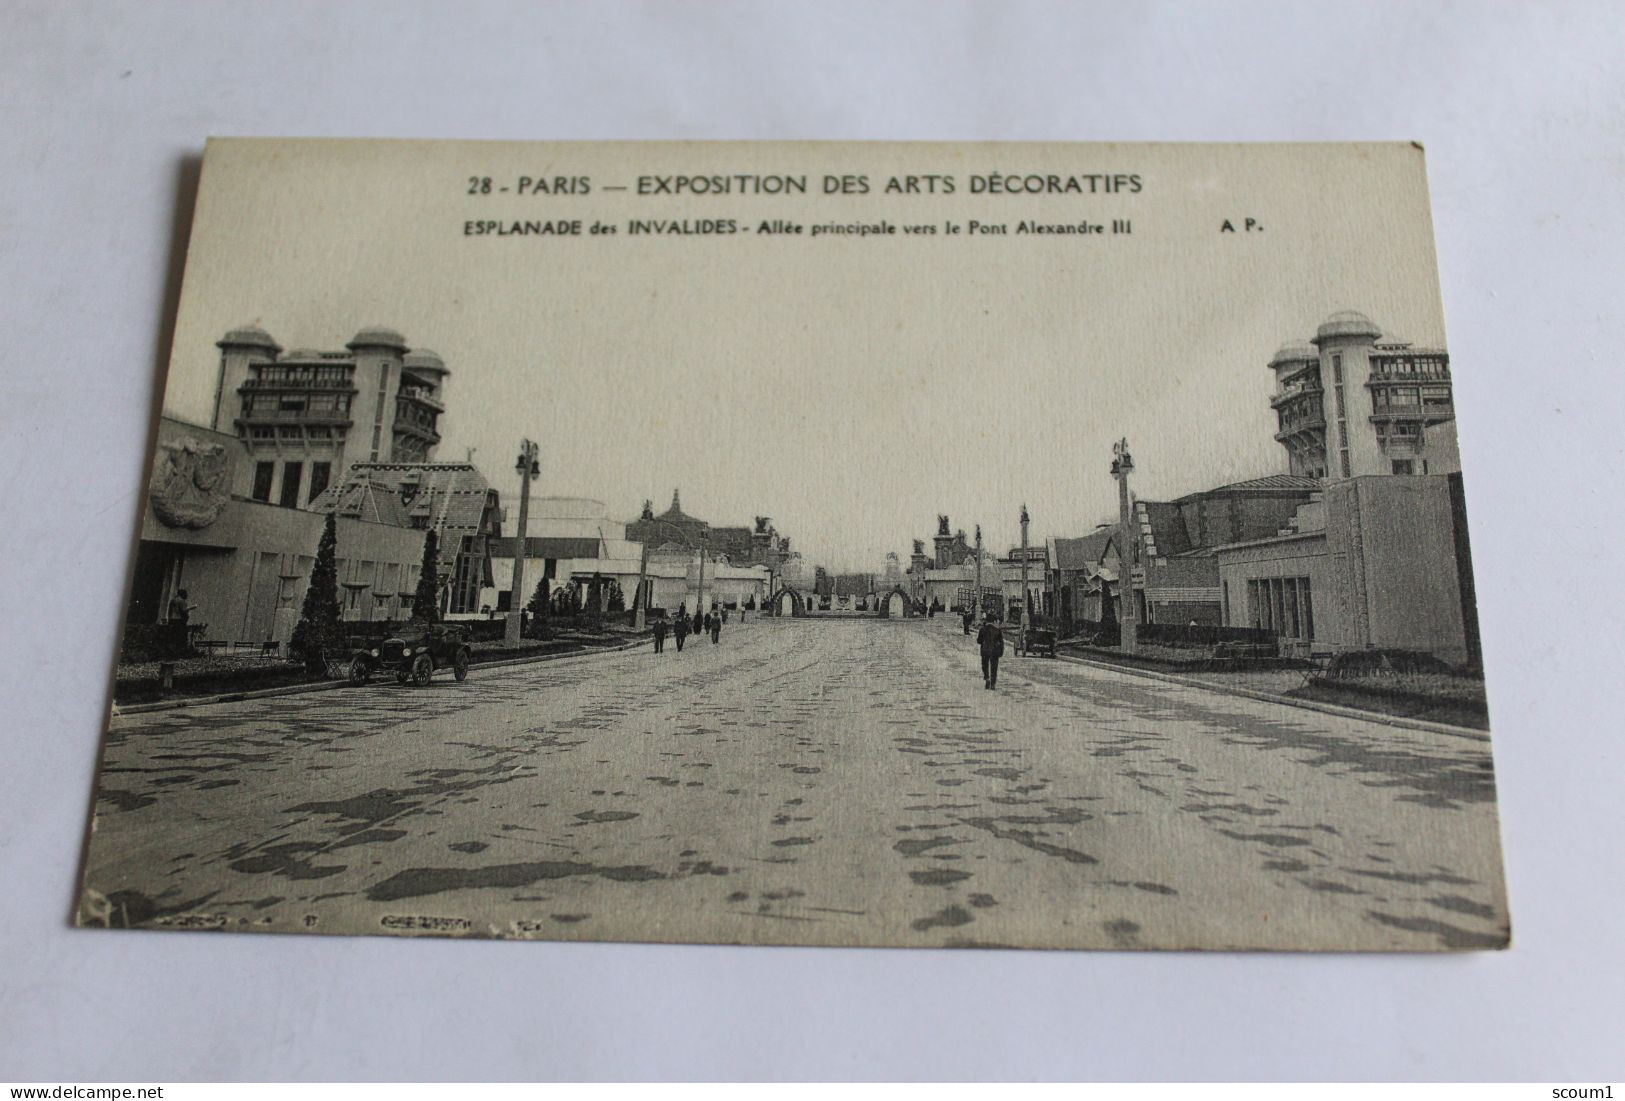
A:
159,140,1451,572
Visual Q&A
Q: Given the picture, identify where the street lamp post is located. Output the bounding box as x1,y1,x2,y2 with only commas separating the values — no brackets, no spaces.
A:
1020,503,1031,640
973,523,984,624
696,533,708,615
633,539,651,630
505,439,540,649
1112,438,1139,655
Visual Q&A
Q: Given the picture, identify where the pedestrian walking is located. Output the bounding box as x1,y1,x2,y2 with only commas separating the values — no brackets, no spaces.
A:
962,609,973,635
167,588,196,650
673,614,689,651
693,609,703,636
976,617,1005,689
167,588,195,627
652,617,668,653
709,612,722,644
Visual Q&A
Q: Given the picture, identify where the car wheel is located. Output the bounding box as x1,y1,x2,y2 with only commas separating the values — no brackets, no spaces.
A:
411,653,433,687
347,657,371,686
453,650,469,682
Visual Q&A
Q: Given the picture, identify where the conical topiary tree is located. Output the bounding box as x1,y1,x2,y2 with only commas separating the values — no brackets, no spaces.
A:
290,512,342,673
586,571,611,615
524,575,550,637
412,529,441,622
551,582,581,616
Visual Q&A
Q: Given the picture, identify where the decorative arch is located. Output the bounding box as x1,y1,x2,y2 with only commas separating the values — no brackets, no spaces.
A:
769,586,807,617
876,585,915,618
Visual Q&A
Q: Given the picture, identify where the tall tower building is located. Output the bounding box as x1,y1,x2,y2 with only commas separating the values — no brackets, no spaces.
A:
908,539,931,602
883,551,904,585
932,516,972,568
909,538,931,575
1270,310,1458,481
213,325,449,509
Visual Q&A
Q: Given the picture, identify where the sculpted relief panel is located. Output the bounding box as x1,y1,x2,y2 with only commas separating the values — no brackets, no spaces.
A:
149,436,230,529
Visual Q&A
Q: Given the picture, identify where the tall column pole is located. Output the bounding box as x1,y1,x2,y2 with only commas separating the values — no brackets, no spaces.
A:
633,537,650,630
504,439,538,649
696,536,707,614
1020,503,1031,635
973,523,984,624
767,539,779,616
1112,438,1139,655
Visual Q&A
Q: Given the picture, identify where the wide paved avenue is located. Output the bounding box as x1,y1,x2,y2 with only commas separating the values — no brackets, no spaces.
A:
85,617,1509,950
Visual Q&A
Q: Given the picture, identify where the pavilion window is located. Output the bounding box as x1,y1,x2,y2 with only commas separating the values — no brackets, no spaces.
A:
279,461,302,508
307,461,331,502
251,461,274,502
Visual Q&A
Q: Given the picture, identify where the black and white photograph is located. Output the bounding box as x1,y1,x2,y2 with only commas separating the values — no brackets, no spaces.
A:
80,139,1508,952
7,1,1624,1085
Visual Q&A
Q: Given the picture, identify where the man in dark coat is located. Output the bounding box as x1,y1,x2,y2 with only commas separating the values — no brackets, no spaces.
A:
693,609,703,636
652,617,668,653
167,588,196,651
962,609,974,635
709,611,722,644
976,617,1005,689
673,614,689,651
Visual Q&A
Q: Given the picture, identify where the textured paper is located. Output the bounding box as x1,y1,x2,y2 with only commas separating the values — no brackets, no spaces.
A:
80,140,1509,950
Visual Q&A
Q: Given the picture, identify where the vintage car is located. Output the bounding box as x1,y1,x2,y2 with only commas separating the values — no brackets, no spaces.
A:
347,623,473,687
1015,625,1058,658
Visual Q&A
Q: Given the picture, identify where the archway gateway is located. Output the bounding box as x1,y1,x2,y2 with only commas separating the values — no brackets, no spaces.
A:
770,587,807,617
876,585,915,618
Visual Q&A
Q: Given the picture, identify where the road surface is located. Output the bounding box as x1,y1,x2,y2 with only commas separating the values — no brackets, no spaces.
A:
81,617,1510,950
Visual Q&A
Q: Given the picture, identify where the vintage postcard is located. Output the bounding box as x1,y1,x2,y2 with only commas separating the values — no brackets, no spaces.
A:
81,139,1508,950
